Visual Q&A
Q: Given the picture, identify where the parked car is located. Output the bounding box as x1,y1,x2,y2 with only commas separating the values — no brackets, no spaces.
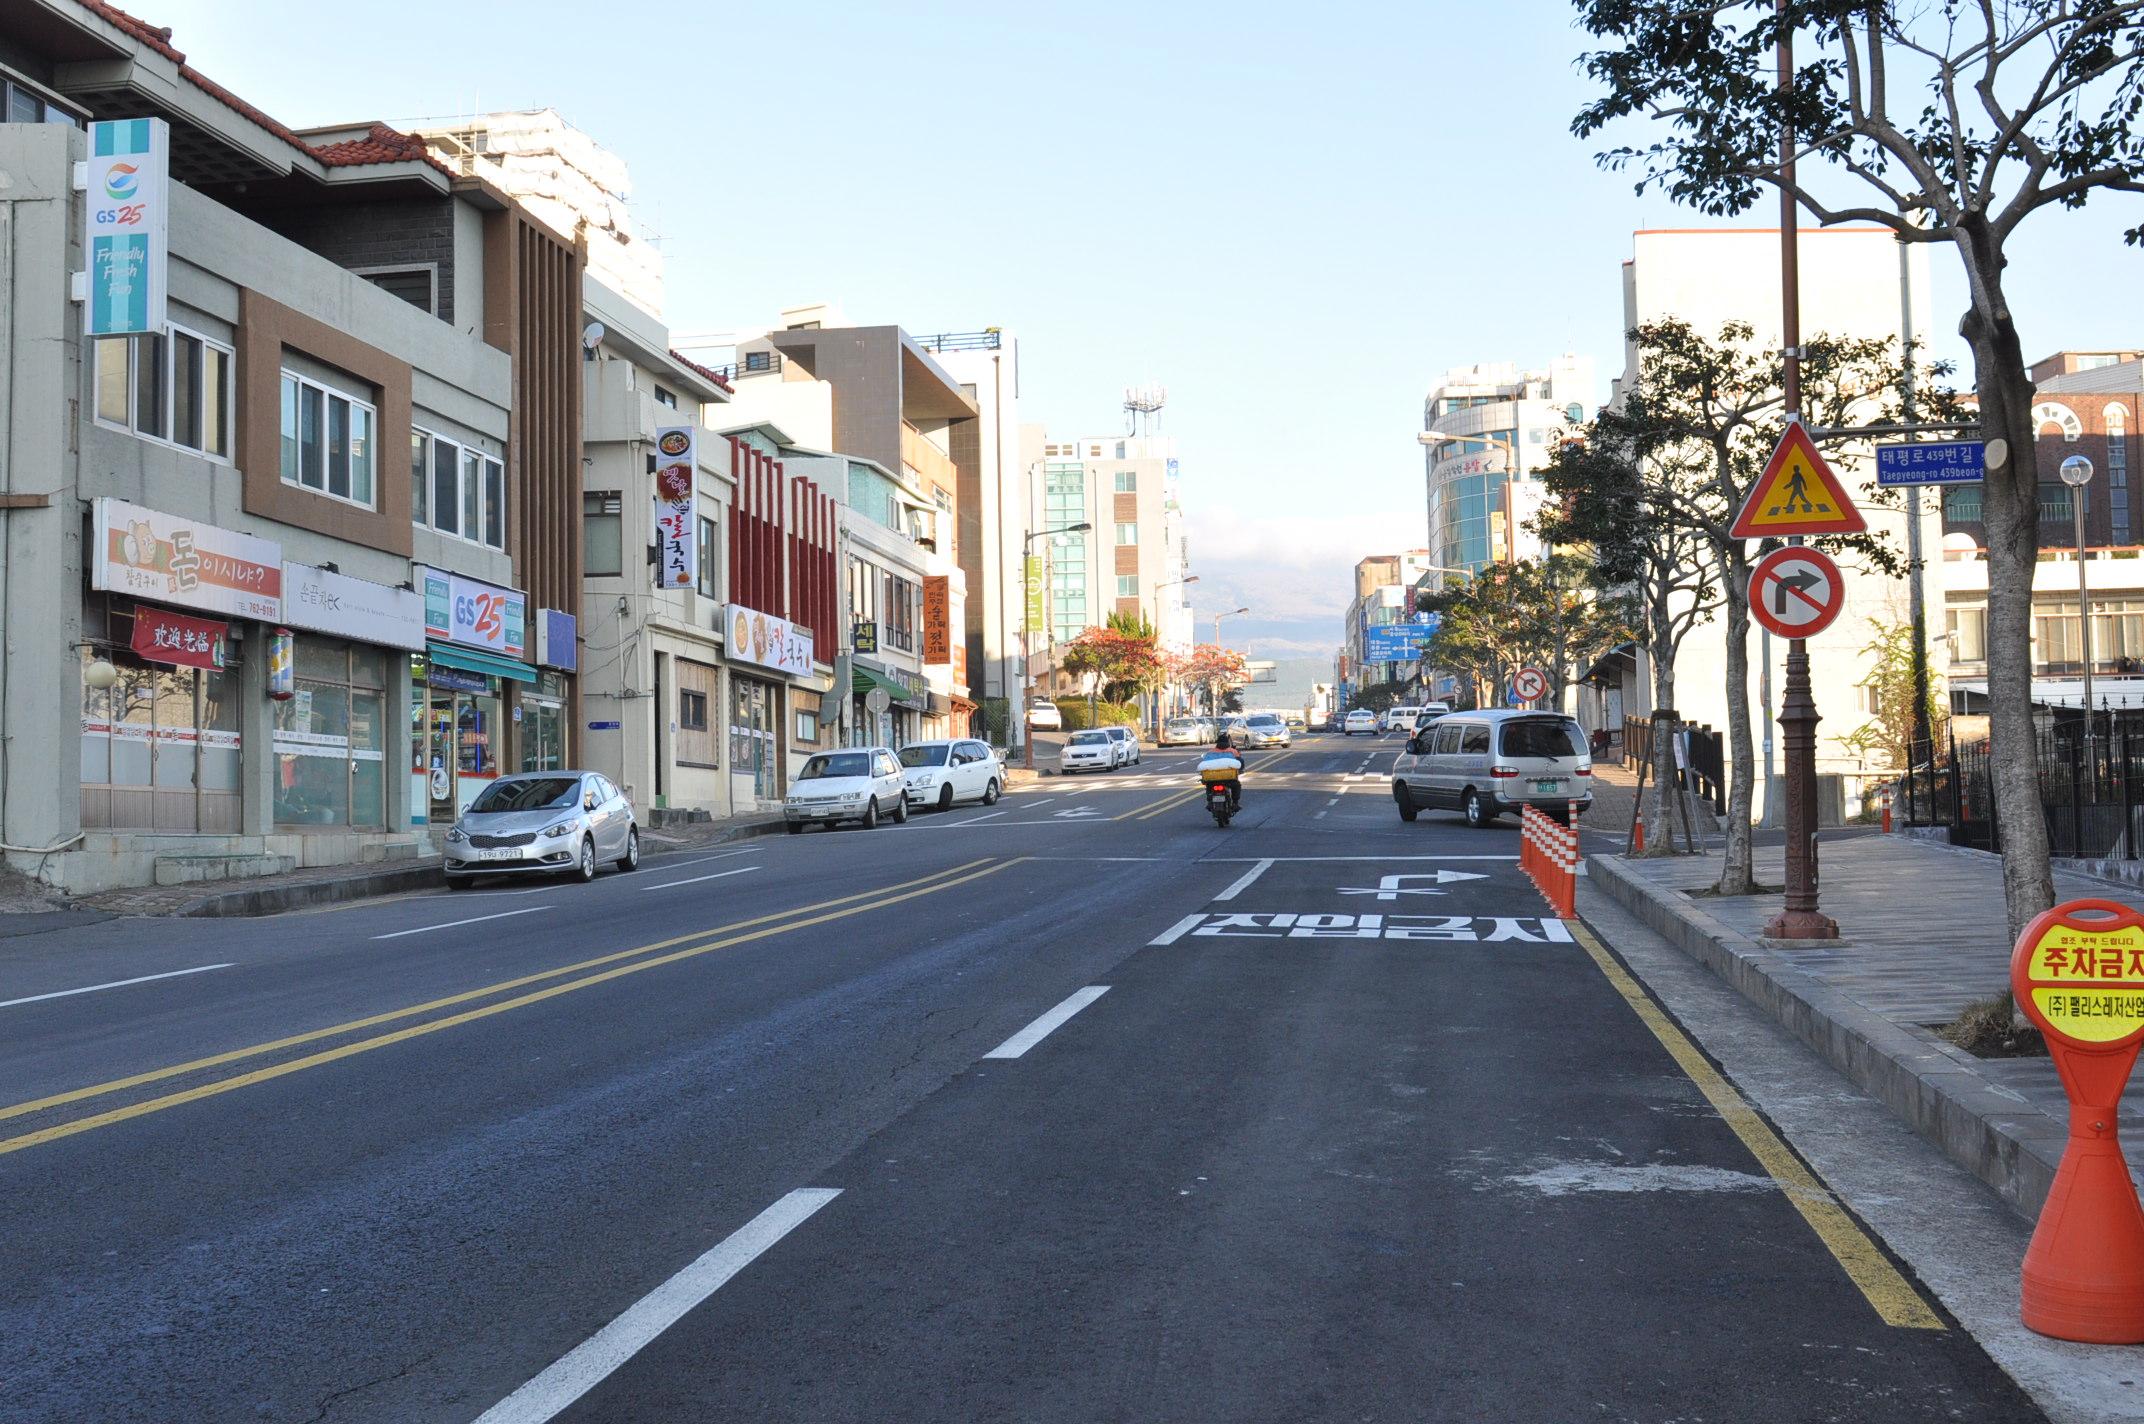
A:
1101,725,1142,765
784,746,910,831
1342,709,1379,736
1238,712,1291,749
1390,709,1593,828
444,771,638,886
1385,706,1428,736
1160,716,1213,747
1059,728,1117,774
1285,715,1307,730
1026,698,1063,731
900,738,1004,811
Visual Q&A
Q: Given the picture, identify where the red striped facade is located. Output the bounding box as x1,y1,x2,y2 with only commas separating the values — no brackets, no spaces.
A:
726,434,838,661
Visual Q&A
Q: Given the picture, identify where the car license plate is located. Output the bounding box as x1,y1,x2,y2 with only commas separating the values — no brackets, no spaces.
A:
480,848,520,862
1533,779,1560,793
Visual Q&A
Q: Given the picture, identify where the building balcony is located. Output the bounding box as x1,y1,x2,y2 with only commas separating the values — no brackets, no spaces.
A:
901,421,958,496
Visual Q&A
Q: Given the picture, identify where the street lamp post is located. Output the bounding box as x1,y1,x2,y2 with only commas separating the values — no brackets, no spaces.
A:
1021,521,1092,769
1151,573,1200,732
2062,454,2098,771
1212,606,1249,716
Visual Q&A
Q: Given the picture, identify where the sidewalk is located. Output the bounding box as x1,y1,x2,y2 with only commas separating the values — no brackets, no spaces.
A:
75,811,787,919
1589,834,2144,1219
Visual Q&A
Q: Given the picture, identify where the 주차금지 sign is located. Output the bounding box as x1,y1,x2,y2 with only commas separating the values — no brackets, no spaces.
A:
420,566,527,659
91,498,282,620
729,604,815,678
653,426,697,589
85,118,169,337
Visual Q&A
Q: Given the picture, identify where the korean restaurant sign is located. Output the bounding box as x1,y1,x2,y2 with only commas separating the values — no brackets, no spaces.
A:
84,118,169,337
283,562,425,650
923,574,953,665
728,604,815,678
654,425,698,590
91,498,282,620
419,566,527,659
130,606,227,670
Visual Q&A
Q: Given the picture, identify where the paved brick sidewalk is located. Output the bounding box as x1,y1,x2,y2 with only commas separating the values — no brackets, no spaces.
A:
1594,834,2144,1216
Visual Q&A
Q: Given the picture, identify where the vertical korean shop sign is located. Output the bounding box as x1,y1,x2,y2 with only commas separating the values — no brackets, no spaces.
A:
654,426,697,589
85,118,169,337
923,574,953,664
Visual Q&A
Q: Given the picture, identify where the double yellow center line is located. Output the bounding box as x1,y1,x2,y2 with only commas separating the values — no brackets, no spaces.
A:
0,857,1018,1159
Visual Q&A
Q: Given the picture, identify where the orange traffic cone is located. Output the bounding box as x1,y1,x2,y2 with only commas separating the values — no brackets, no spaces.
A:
1631,804,1646,854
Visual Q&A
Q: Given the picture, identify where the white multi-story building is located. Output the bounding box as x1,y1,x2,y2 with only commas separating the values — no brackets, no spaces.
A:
1597,227,1941,819
1421,356,1595,586
1026,433,1193,666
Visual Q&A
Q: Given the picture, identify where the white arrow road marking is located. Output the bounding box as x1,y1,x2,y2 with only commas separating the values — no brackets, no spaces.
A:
1337,871,1493,901
1054,807,1104,819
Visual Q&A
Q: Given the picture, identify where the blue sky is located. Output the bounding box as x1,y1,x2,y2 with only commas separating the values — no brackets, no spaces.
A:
150,0,2144,676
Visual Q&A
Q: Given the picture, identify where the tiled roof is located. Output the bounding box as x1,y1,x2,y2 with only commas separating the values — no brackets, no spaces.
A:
71,1,451,179
671,351,736,393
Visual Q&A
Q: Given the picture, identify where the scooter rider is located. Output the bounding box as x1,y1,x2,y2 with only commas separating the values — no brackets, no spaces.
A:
1200,731,1245,809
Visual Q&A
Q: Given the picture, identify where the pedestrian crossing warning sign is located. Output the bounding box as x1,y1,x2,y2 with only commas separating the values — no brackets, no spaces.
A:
1729,422,1867,539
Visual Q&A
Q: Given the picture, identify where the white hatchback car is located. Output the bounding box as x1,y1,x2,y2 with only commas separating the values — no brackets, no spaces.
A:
1026,698,1063,731
1101,725,1142,765
784,746,910,831
1342,709,1379,736
1059,729,1117,774
900,738,1005,811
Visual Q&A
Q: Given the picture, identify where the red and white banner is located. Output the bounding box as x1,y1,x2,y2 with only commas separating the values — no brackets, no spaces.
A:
654,425,697,589
92,498,281,620
130,605,228,669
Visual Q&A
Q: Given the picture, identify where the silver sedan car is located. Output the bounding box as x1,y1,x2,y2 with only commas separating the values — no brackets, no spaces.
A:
443,770,640,886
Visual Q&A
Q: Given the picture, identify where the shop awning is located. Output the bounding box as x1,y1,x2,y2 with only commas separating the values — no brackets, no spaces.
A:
426,641,535,683
852,665,921,708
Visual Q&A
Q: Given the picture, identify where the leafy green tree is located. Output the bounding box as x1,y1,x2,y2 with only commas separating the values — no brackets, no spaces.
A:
1418,559,1635,715
1572,0,2144,927
1840,616,1950,771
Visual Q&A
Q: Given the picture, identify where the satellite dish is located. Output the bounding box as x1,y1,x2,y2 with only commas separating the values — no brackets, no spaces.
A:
581,322,606,351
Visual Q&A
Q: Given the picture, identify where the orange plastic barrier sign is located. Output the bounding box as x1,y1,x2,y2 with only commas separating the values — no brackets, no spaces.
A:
2010,899,2144,1343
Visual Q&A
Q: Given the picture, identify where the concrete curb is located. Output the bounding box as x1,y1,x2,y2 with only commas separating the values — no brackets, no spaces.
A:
1588,852,2061,1221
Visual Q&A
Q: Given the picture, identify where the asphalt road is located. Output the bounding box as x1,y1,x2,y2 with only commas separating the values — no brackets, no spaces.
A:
0,734,2043,1422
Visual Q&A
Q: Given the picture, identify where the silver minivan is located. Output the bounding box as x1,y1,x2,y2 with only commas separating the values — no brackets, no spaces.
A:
1390,709,1593,827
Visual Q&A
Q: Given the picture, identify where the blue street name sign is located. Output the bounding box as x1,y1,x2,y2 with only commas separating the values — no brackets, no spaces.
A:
1876,440,1985,487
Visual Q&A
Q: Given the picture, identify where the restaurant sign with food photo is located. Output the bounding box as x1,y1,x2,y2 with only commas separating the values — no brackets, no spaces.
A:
654,425,698,589
729,604,815,678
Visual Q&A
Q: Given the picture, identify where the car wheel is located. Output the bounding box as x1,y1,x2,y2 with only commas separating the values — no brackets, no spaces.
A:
616,827,640,871
861,798,880,830
786,823,804,835
445,873,474,890
1395,783,1420,823
575,837,598,882
937,783,955,812
983,779,1001,806
894,796,909,824
1464,790,1494,828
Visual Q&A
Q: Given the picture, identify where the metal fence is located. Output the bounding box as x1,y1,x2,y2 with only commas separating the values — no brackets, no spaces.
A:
1624,715,1727,815
1906,713,2144,859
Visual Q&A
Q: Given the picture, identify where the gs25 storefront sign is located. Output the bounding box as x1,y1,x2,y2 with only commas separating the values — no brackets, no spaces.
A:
420,567,526,658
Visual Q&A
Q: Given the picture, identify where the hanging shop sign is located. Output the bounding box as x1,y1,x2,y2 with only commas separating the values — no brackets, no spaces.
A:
282,562,424,650
728,604,815,678
852,621,879,655
84,118,169,337
91,498,282,620
923,575,953,664
268,627,295,698
130,605,228,670
419,566,527,659
536,608,579,671
654,425,698,590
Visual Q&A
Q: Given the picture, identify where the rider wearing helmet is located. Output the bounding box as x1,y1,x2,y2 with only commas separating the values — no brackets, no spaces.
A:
1201,730,1245,808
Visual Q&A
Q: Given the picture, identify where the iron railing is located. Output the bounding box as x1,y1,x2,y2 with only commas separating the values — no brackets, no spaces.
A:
1624,715,1726,815
1906,711,2144,860
909,331,1003,353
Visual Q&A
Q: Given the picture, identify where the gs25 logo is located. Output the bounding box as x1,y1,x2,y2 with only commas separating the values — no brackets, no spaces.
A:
93,203,146,227
454,592,505,642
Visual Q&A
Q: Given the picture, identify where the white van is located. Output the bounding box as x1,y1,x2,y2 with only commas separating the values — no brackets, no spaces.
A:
1390,709,1592,827
1385,702,1449,736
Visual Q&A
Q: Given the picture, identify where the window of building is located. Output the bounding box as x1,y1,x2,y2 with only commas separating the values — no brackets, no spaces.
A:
850,556,880,624
795,710,820,743
1116,521,1138,545
2039,482,2075,523
2111,407,2131,545
93,328,232,458
359,266,436,315
1947,606,1987,663
697,514,719,597
675,659,720,768
885,573,919,651
584,491,623,576
3,76,79,126
273,638,387,828
1115,441,1127,458
654,384,678,410
412,427,507,549
744,350,773,373
1114,471,1137,493
280,370,377,508
1117,575,1138,598
679,688,709,731
1944,486,1983,525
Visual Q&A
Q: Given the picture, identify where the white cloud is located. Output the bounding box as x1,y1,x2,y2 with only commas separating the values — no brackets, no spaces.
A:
1182,505,1420,625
